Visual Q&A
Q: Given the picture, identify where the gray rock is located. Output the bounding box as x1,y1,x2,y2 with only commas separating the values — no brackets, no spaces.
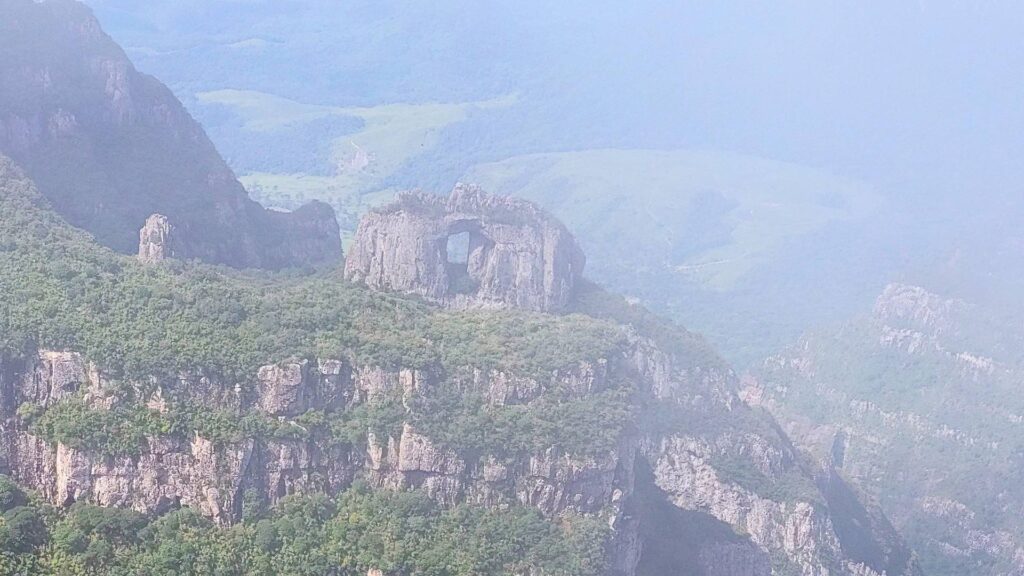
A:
257,360,311,417
345,184,585,312
138,214,174,263
0,1,343,270
0,339,922,575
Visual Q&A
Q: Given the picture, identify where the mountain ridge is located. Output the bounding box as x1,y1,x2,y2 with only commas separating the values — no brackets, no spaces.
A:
0,0,341,270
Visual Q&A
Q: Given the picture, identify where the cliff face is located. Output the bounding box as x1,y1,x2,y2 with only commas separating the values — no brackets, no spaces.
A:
752,284,1024,575
0,335,920,576
0,0,341,269
0,16,924,566
345,185,585,312
137,214,174,263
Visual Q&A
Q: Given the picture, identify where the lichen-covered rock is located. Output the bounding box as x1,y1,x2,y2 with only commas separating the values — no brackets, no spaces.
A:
345,185,585,312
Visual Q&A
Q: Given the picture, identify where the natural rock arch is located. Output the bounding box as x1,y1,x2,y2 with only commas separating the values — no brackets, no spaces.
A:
344,184,586,312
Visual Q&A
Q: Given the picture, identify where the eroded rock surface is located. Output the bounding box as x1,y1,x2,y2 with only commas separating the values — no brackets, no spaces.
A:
0,341,922,576
345,184,585,311
138,214,174,263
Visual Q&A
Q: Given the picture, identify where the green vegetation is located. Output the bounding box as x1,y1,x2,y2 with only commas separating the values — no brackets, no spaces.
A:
570,280,726,372
195,89,517,243
28,373,632,459
759,309,1024,576
0,156,637,573
709,452,822,506
0,157,624,385
412,377,636,457
465,149,879,291
0,158,634,461
25,398,327,458
0,478,608,576
463,149,884,368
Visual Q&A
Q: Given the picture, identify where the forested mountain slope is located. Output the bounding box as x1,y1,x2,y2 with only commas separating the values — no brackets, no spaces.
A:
0,1,938,574
0,153,921,574
0,0,340,269
751,284,1024,576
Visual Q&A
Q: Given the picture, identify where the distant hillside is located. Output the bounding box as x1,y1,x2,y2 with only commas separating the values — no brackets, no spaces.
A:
0,0,341,269
752,284,1024,575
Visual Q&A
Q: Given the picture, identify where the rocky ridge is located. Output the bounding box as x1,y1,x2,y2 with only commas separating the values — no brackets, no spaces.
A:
0,194,923,576
0,0,342,269
752,283,1024,575
1,336,917,576
0,3,924,571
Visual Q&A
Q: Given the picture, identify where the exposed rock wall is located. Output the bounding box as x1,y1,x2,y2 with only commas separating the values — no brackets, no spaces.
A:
345,185,585,312
0,352,626,525
0,339,921,576
138,214,174,263
0,0,342,269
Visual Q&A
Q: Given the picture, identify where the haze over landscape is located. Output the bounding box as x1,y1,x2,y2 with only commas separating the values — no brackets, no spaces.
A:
84,0,1024,366
0,1,1021,574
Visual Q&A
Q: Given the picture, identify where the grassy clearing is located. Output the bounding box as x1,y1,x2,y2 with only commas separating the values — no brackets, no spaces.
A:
199,89,515,228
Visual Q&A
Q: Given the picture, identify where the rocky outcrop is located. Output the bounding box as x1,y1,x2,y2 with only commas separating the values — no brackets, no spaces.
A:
345,185,585,311
0,337,923,576
1,351,632,531
138,214,174,263
873,283,962,334
0,0,342,269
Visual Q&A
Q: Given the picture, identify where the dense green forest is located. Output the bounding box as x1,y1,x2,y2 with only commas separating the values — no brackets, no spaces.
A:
0,477,607,576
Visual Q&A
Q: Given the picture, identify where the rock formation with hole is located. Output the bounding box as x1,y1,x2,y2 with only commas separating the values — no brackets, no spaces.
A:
344,184,586,312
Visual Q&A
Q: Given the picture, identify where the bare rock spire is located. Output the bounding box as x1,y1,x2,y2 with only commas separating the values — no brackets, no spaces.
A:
138,214,174,263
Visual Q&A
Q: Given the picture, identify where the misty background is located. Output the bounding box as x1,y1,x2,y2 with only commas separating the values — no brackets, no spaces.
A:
84,0,1024,366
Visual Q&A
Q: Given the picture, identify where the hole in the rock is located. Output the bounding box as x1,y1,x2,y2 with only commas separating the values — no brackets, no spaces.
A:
447,231,470,265
445,231,478,294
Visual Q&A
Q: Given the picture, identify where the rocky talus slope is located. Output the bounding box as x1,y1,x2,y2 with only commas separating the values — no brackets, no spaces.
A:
0,0,341,269
751,283,1024,576
0,156,921,575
